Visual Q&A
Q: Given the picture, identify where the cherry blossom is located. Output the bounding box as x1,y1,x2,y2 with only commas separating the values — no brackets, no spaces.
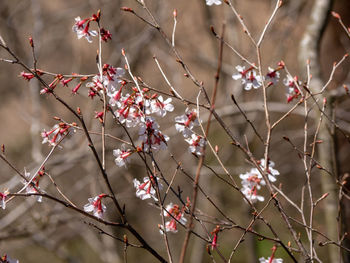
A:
149,95,174,117
84,194,107,219
232,65,262,90
283,75,301,103
175,108,199,138
185,134,206,156
113,148,134,167
206,0,222,6
23,169,44,203
240,171,265,203
239,159,280,203
72,16,97,43
115,93,144,128
41,123,72,146
138,117,169,152
86,65,125,103
258,159,280,182
265,67,280,85
0,190,9,209
259,257,283,263
161,203,187,233
133,176,162,201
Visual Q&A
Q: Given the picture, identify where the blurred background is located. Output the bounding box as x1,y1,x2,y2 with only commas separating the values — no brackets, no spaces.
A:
0,0,349,262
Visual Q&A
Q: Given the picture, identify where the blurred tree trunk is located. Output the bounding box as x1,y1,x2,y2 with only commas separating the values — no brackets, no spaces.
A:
299,0,341,262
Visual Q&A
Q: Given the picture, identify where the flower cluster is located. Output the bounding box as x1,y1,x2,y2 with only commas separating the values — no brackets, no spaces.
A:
41,122,75,147
160,203,187,233
86,64,125,103
84,194,107,219
232,63,305,103
138,117,169,152
239,159,280,203
133,175,162,201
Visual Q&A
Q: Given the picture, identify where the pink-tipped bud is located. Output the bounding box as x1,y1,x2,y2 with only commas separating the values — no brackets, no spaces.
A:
331,11,341,19
278,60,285,68
29,36,34,47
20,72,35,81
173,9,177,18
72,82,82,94
120,7,134,12
61,78,73,87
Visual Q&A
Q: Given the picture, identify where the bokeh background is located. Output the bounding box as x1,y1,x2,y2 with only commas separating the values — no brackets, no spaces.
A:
0,0,349,262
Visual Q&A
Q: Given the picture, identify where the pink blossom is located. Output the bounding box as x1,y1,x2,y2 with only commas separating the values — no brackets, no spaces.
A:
240,171,265,203
259,257,283,263
185,134,206,156
113,148,134,167
232,65,262,90
283,75,301,103
23,169,44,203
160,203,187,233
72,16,97,43
265,67,280,85
41,123,72,147
115,95,144,127
239,159,280,203
84,194,107,219
175,108,199,138
138,117,169,152
0,190,9,209
133,176,162,201
149,95,174,117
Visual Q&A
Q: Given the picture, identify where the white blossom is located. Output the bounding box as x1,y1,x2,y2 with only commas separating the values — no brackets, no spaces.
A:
133,176,162,201
84,194,107,219
259,257,283,263
206,0,222,6
232,65,262,90
185,134,206,156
